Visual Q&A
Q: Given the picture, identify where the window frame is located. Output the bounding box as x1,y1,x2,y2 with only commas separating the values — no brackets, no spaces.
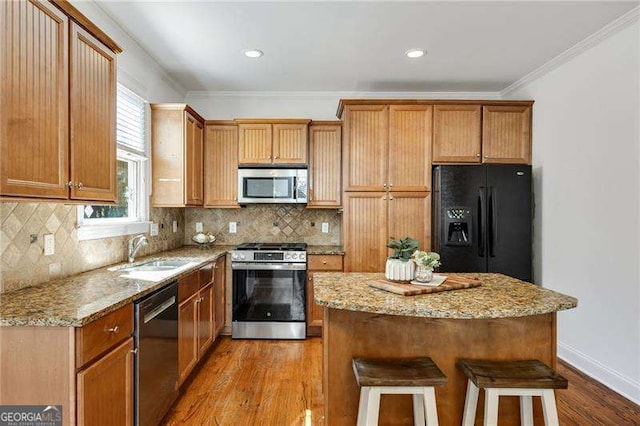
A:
77,84,151,241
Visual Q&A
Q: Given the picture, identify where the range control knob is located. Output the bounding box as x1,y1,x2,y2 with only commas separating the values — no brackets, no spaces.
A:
284,253,291,260
240,254,246,260
299,252,306,261
232,253,238,260
292,253,298,260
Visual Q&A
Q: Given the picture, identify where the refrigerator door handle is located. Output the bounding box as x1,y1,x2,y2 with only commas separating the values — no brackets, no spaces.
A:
478,187,486,257
489,186,498,257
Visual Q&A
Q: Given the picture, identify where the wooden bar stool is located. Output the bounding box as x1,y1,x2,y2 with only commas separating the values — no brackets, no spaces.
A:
352,357,447,426
457,359,568,426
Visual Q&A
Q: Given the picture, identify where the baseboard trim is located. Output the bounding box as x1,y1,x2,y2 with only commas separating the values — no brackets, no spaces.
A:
558,341,640,405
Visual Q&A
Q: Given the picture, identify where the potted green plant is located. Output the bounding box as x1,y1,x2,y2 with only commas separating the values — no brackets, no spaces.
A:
412,251,441,283
385,237,419,282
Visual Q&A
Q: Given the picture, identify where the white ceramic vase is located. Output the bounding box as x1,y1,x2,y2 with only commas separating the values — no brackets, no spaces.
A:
385,259,416,282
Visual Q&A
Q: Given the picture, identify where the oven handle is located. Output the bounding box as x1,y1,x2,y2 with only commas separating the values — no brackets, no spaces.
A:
232,262,307,271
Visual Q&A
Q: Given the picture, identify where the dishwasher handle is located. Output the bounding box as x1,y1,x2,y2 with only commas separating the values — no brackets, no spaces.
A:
143,296,176,324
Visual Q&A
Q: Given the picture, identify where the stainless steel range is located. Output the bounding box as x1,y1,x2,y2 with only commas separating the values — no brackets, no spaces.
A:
231,243,307,339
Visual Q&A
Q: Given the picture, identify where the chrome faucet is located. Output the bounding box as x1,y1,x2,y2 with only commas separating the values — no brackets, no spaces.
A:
128,234,149,263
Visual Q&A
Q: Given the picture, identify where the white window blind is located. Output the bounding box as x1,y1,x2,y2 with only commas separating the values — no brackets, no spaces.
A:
117,84,146,155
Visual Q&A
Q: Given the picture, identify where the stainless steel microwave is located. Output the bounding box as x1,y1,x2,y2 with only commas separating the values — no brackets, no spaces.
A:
237,168,308,204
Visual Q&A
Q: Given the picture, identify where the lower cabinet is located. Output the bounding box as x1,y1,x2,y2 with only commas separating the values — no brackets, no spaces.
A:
178,292,199,385
307,254,344,336
198,283,214,358
213,257,226,336
77,338,134,425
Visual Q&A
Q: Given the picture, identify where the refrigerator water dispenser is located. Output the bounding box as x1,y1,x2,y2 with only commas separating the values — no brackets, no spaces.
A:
445,207,472,246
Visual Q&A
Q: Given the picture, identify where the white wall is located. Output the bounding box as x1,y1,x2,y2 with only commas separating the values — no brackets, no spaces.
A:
506,19,640,403
185,91,500,120
70,1,186,103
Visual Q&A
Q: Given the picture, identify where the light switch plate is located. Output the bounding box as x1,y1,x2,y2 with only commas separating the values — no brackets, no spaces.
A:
229,222,237,234
44,234,55,256
173,221,178,233
195,222,203,233
150,223,159,236
321,222,329,233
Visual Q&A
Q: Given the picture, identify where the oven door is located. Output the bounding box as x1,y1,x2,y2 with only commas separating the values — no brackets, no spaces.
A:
232,262,307,339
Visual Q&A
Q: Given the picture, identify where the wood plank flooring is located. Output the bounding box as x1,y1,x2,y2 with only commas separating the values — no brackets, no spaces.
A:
163,337,640,426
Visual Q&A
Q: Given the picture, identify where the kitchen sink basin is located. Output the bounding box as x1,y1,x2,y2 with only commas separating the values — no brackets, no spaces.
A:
119,260,192,272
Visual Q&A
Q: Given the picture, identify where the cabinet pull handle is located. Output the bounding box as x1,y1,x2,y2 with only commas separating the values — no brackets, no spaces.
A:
107,326,119,333
131,348,138,354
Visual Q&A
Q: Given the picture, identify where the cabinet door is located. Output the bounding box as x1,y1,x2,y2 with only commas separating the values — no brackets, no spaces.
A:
388,105,432,191
198,284,214,357
204,124,239,208
178,295,198,385
77,337,134,426
388,192,432,252
1,1,70,198
69,23,117,202
308,124,342,208
213,257,226,336
273,123,308,164
343,105,388,191
185,113,204,206
343,192,389,272
238,123,272,164
433,105,481,163
482,105,532,164
306,272,323,336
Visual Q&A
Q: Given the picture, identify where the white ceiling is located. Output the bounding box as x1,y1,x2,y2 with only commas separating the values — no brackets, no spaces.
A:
97,1,638,93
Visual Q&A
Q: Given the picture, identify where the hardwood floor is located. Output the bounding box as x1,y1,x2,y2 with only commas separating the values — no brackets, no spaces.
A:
163,337,640,425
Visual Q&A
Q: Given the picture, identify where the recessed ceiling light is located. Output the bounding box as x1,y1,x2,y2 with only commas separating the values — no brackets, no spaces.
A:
405,49,426,59
243,49,263,58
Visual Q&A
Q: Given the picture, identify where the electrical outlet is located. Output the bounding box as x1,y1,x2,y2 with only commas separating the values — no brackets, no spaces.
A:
173,221,178,233
195,222,203,232
321,222,329,233
44,234,55,256
150,223,159,236
229,222,237,234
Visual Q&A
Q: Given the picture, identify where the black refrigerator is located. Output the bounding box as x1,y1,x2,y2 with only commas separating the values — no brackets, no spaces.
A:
432,165,532,282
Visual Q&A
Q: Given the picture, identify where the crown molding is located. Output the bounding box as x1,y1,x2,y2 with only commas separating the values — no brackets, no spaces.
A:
86,0,188,98
502,5,640,97
186,90,503,99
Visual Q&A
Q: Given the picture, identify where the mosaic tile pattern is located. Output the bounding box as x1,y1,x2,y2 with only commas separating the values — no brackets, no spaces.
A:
0,202,184,294
184,205,342,246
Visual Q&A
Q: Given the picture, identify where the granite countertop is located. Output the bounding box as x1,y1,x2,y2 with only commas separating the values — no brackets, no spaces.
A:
0,246,236,327
306,245,345,255
314,272,578,319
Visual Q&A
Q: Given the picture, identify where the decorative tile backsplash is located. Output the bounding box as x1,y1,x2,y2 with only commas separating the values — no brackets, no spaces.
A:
0,202,184,294
184,205,342,246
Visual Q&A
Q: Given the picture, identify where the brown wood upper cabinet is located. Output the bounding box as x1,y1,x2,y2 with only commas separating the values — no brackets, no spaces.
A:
1,1,120,202
237,119,309,165
204,122,239,208
482,105,532,164
433,104,482,163
308,122,342,208
151,104,205,207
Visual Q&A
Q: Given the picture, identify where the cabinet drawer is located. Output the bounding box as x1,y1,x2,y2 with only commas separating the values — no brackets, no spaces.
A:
199,262,214,288
308,255,343,271
179,270,201,303
76,304,133,368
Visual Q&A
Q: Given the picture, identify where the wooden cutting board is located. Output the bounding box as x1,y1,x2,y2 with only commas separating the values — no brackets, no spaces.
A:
367,275,482,296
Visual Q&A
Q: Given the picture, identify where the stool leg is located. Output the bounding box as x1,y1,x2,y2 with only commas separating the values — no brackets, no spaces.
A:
423,387,439,426
365,387,381,426
519,395,533,426
356,387,370,426
484,389,499,426
412,392,426,426
461,380,479,426
541,389,560,426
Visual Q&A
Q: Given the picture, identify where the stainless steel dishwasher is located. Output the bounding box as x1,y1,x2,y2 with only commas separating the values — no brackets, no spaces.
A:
135,282,178,426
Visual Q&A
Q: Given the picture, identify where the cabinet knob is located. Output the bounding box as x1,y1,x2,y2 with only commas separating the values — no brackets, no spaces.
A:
389,183,393,187
389,196,394,201
75,182,84,189
322,261,327,264
476,153,481,157
308,277,312,281
484,155,489,159
131,348,138,354
65,181,74,188
275,155,279,159
383,183,388,188
107,326,119,333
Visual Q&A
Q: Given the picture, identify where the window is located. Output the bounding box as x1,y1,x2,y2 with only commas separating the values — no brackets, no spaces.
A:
77,84,150,240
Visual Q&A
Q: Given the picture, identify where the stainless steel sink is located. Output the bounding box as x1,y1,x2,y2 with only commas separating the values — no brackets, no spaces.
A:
120,260,192,272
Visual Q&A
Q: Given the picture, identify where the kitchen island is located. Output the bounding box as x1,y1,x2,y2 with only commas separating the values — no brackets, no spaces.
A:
314,272,577,426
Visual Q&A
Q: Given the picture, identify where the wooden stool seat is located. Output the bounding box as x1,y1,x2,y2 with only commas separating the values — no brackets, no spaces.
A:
457,359,568,389
353,357,447,426
457,359,567,426
353,357,448,387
